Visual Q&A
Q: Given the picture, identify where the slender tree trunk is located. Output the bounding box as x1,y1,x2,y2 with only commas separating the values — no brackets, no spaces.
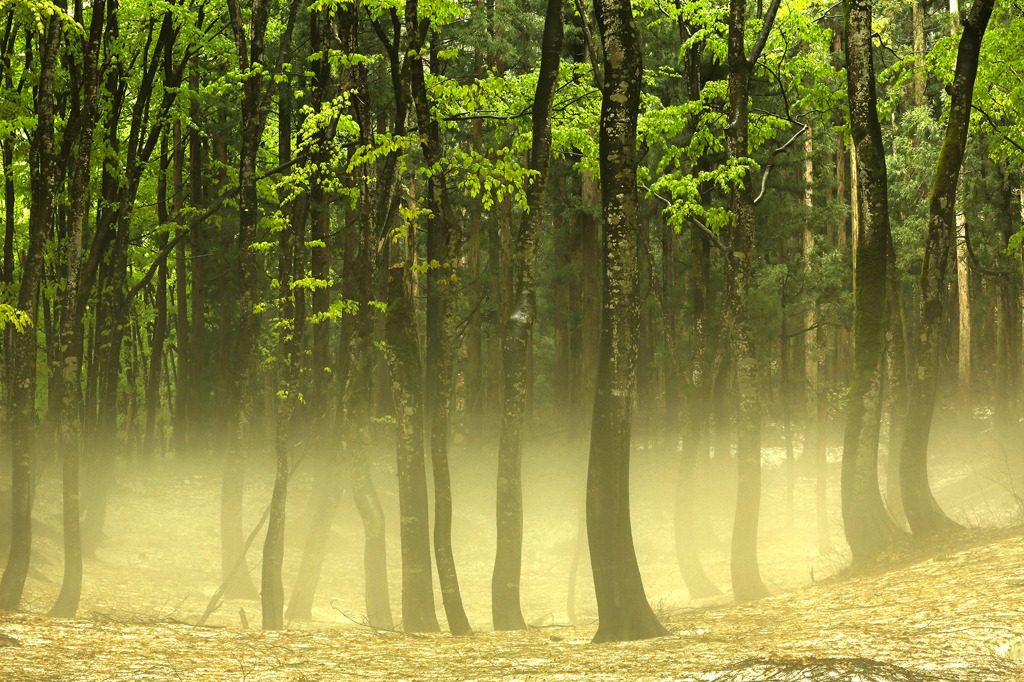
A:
913,0,926,105
466,117,484,451
173,119,190,456
261,18,308,627
223,0,271,603
900,0,994,536
384,233,440,633
261,169,305,632
673,40,718,593
491,0,563,632
0,10,61,610
723,0,781,602
50,0,107,616
145,134,171,457
956,208,971,414
885,230,909,528
188,69,207,453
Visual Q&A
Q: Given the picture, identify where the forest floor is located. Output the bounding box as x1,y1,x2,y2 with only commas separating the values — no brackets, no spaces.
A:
1,529,1023,680
2,413,1024,680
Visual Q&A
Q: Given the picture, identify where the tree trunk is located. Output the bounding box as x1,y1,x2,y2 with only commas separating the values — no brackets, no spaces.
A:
173,118,190,456
491,0,563,633
466,117,485,451
384,235,440,633
723,0,781,602
187,69,207,454
0,10,61,610
586,0,667,643
223,0,271,603
673,36,718,594
956,208,971,414
840,0,904,563
912,0,926,105
884,229,909,528
404,4,472,636
50,0,106,616
900,0,994,537
144,134,171,458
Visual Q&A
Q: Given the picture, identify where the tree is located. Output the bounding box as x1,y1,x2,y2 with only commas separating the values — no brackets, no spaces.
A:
0,0,63,611
900,0,996,537
223,0,272,602
492,0,563,632
722,0,782,601
50,0,109,617
586,0,667,644
405,1,472,635
840,0,904,562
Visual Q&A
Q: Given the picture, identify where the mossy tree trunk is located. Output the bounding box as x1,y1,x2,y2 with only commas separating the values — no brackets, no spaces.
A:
900,0,994,537
840,0,905,563
586,0,667,644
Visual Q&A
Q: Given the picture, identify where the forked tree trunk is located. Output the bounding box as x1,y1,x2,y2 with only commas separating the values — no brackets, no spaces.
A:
900,0,994,537
404,2,472,636
586,0,667,644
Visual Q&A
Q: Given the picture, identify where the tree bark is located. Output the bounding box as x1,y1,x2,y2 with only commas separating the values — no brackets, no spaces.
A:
50,0,107,616
722,0,781,602
900,0,994,537
586,0,667,643
491,0,563,633
0,8,62,611
405,2,472,636
384,236,440,633
840,0,905,563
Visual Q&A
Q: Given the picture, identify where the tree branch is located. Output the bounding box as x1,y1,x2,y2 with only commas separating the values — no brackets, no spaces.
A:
753,122,809,205
125,154,307,304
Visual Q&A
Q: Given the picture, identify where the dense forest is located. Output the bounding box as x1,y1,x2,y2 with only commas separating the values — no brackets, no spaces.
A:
1,0,1023,667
